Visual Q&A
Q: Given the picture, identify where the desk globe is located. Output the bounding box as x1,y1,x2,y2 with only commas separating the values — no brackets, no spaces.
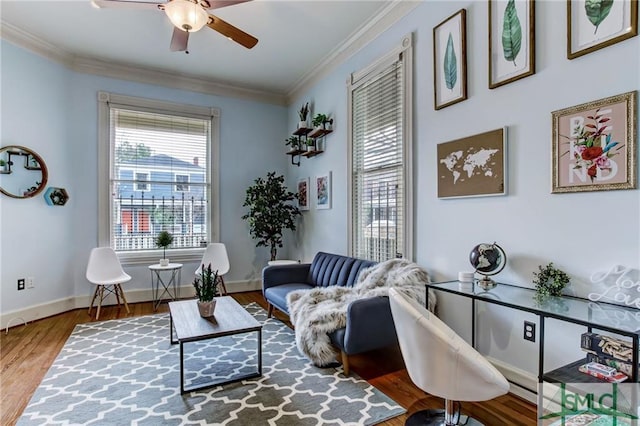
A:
469,243,507,290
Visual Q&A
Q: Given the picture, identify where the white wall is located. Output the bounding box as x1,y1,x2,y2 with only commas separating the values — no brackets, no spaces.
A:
1,39,290,322
286,0,640,378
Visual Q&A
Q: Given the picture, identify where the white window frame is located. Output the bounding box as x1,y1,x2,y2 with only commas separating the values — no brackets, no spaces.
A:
134,170,151,192
98,92,220,265
175,173,190,192
347,34,414,261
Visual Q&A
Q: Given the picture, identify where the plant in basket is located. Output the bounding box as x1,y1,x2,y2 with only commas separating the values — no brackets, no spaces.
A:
193,263,219,317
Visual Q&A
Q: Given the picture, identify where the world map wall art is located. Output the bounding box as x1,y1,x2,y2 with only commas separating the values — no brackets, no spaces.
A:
437,128,507,199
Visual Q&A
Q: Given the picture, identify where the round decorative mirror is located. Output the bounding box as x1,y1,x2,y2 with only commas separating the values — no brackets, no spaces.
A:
0,145,48,199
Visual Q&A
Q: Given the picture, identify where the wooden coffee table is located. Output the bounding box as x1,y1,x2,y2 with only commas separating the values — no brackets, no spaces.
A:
169,297,262,393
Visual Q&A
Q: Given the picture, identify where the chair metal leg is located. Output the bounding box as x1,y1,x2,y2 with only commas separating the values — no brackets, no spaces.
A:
218,276,228,296
88,285,100,316
341,351,350,376
405,400,482,426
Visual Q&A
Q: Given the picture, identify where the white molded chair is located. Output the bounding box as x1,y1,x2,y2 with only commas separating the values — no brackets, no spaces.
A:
388,288,509,426
86,247,131,320
195,243,229,295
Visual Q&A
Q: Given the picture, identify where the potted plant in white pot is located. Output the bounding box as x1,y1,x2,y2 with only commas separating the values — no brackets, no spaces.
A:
305,138,315,152
285,136,301,153
193,263,219,317
155,230,173,266
0,159,7,173
298,102,309,129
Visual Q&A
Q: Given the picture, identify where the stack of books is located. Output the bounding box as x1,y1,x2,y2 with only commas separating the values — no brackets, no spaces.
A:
579,332,633,382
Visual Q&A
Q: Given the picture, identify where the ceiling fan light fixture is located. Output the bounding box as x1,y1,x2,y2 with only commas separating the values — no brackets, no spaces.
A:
164,0,209,32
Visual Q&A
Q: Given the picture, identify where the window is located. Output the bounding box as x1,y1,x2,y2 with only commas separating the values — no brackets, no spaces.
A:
135,172,150,191
175,174,190,192
348,35,413,262
98,92,220,264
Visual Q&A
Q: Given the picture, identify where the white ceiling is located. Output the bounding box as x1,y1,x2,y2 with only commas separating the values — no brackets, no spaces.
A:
1,0,400,100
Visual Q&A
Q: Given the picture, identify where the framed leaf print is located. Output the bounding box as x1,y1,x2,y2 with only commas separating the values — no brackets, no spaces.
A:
568,0,638,59
489,0,535,89
433,9,467,110
551,91,637,193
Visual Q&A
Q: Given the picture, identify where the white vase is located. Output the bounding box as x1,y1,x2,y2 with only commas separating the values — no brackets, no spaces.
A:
298,120,307,129
159,258,169,267
307,145,314,152
197,299,216,317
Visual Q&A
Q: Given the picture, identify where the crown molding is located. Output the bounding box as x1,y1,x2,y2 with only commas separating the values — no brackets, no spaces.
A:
1,20,287,106
285,0,420,104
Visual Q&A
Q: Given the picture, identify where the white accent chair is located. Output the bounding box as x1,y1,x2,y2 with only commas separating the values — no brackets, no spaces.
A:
195,243,229,295
86,247,131,320
388,288,509,426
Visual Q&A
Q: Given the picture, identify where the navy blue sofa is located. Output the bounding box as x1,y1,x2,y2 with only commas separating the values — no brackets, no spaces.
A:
262,251,398,375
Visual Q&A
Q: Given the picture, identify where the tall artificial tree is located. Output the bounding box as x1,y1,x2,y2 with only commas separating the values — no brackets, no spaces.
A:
242,172,301,261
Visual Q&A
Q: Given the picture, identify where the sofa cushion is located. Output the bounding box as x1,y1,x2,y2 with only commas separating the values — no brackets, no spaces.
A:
264,283,314,314
309,252,375,288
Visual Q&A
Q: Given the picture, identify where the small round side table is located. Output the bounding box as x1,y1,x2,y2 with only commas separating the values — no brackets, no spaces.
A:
149,263,182,311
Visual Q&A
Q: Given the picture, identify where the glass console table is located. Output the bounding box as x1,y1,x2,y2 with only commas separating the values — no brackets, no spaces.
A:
426,281,640,423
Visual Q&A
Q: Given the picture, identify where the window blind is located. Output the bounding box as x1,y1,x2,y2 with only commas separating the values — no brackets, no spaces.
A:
110,108,211,252
351,59,404,262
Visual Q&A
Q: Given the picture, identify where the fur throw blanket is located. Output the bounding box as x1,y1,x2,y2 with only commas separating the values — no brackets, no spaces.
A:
286,258,436,366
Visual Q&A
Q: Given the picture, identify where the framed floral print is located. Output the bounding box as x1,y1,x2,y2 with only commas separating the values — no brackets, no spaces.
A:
552,91,637,193
433,9,467,110
488,0,535,89
568,0,638,59
297,177,310,211
315,172,331,209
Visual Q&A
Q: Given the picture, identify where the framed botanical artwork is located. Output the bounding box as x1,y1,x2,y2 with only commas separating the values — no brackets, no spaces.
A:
488,0,535,89
552,91,637,193
297,177,310,211
433,9,467,110
568,0,638,59
315,172,331,209
437,128,507,199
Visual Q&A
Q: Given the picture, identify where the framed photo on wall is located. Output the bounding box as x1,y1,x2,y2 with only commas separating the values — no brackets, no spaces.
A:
488,0,535,89
437,128,507,199
568,0,638,59
552,91,637,193
433,9,467,110
297,177,310,211
315,172,331,209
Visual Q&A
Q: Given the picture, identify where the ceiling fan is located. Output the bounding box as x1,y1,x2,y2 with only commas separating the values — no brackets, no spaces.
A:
92,0,258,52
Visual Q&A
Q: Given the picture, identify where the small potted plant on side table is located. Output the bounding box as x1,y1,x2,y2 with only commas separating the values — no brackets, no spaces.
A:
193,263,219,317
155,230,173,267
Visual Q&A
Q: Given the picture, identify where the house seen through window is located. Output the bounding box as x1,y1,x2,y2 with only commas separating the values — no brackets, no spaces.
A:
109,108,211,252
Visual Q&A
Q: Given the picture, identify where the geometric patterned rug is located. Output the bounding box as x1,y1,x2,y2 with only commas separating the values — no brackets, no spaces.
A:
18,303,405,425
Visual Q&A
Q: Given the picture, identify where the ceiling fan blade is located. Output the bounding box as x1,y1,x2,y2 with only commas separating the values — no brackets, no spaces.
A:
170,27,190,51
205,0,252,11
206,14,258,49
92,0,163,10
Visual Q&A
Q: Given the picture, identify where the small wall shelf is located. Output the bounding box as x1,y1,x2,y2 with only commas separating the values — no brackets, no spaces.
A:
287,124,332,167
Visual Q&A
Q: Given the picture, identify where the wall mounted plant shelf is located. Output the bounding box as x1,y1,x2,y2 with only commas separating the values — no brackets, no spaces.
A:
286,122,332,167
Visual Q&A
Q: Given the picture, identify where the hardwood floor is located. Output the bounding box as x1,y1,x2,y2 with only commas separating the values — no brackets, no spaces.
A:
0,291,537,425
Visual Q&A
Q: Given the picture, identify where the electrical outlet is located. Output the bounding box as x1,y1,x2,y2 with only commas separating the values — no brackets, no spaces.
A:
523,321,536,342
17,278,25,290
27,277,34,289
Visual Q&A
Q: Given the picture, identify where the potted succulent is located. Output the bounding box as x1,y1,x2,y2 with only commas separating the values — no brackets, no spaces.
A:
155,230,174,266
242,172,301,261
298,102,309,129
305,138,315,152
312,113,333,130
193,263,219,317
0,159,7,173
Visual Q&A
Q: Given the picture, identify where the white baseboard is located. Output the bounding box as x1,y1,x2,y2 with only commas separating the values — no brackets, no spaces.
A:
1,279,261,330
487,356,538,405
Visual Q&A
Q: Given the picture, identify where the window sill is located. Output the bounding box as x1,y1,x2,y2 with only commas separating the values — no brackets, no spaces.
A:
118,248,205,266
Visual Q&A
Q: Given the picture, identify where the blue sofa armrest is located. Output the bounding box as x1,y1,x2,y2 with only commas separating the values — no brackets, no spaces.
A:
342,296,397,354
262,263,312,295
